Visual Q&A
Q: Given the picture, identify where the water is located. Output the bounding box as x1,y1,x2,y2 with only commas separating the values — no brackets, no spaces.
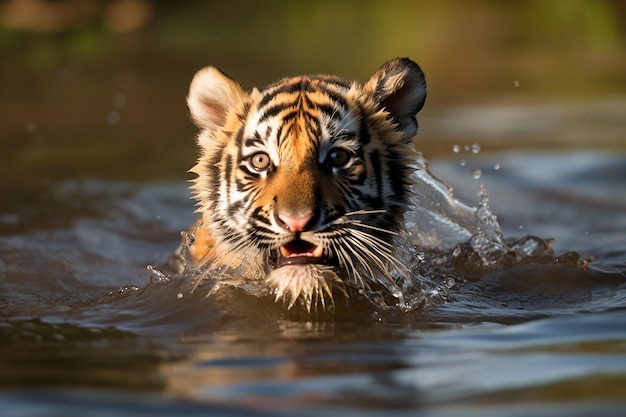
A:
1,150,625,416
2,2,626,415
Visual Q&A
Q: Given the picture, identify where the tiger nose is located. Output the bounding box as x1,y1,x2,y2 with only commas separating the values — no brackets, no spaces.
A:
277,212,315,232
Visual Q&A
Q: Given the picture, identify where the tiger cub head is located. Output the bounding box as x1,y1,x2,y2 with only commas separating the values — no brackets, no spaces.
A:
187,58,426,310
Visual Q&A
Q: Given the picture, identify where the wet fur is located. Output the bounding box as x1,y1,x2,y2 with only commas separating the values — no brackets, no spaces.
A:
184,58,427,310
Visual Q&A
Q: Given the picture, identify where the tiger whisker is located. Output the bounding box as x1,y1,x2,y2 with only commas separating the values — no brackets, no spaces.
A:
343,209,388,216
352,227,405,260
328,239,361,286
348,221,398,237
348,227,396,255
334,106,361,135
339,236,377,285
341,224,409,278
315,219,404,279
344,234,389,275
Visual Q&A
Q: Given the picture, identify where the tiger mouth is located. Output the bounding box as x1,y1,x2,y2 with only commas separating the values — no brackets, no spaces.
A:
276,239,326,267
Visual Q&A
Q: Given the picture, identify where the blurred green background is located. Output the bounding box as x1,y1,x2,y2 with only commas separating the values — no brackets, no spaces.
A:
1,0,625,193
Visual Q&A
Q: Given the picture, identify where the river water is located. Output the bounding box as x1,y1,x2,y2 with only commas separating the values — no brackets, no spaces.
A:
1,150,625,416
1,2,626,416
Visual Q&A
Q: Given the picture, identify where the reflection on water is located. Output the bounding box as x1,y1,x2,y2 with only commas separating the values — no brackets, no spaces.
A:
1,152,625,416
1,1,626,416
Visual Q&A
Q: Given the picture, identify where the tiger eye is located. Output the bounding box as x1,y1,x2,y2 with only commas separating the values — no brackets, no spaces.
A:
249,152,271,171
328,148,351,168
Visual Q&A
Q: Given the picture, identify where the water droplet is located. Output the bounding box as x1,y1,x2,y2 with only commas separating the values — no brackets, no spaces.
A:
107,111,120,125
177,293,184,299
472,168,482,179
0,213,20,225
452,144,461,153
464,144,470,152
112,93,127,109
147,265,169,282
443,277,456,288
518,225,524,230
514,80,520,87
494,163,501,171
471,143,481,154
26,121,38,134
460,159,466,167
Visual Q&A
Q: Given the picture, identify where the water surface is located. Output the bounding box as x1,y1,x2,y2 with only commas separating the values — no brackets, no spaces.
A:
1,151,625,416
1,2,626,416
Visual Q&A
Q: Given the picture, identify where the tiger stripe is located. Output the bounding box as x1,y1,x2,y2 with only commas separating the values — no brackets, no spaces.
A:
185,58,427,310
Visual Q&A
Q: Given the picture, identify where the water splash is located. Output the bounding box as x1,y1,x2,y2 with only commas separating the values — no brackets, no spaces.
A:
147,153,591,314
466,185,507,267
405,153,475,250
398,156,597,314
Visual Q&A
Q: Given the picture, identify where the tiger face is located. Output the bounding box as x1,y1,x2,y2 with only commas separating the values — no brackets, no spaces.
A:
186,58,426,309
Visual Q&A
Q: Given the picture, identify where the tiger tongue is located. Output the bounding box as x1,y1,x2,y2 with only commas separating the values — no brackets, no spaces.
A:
277,239,324,266
281,240,323,258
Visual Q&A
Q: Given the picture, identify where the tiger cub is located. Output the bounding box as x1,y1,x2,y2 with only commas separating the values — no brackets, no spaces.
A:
184,57,427,309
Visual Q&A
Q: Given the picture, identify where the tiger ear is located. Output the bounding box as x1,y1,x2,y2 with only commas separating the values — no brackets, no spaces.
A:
365,57,427,140
187,66,247,132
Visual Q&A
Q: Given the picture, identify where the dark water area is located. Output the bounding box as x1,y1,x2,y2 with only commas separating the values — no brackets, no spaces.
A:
2,1,626,416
